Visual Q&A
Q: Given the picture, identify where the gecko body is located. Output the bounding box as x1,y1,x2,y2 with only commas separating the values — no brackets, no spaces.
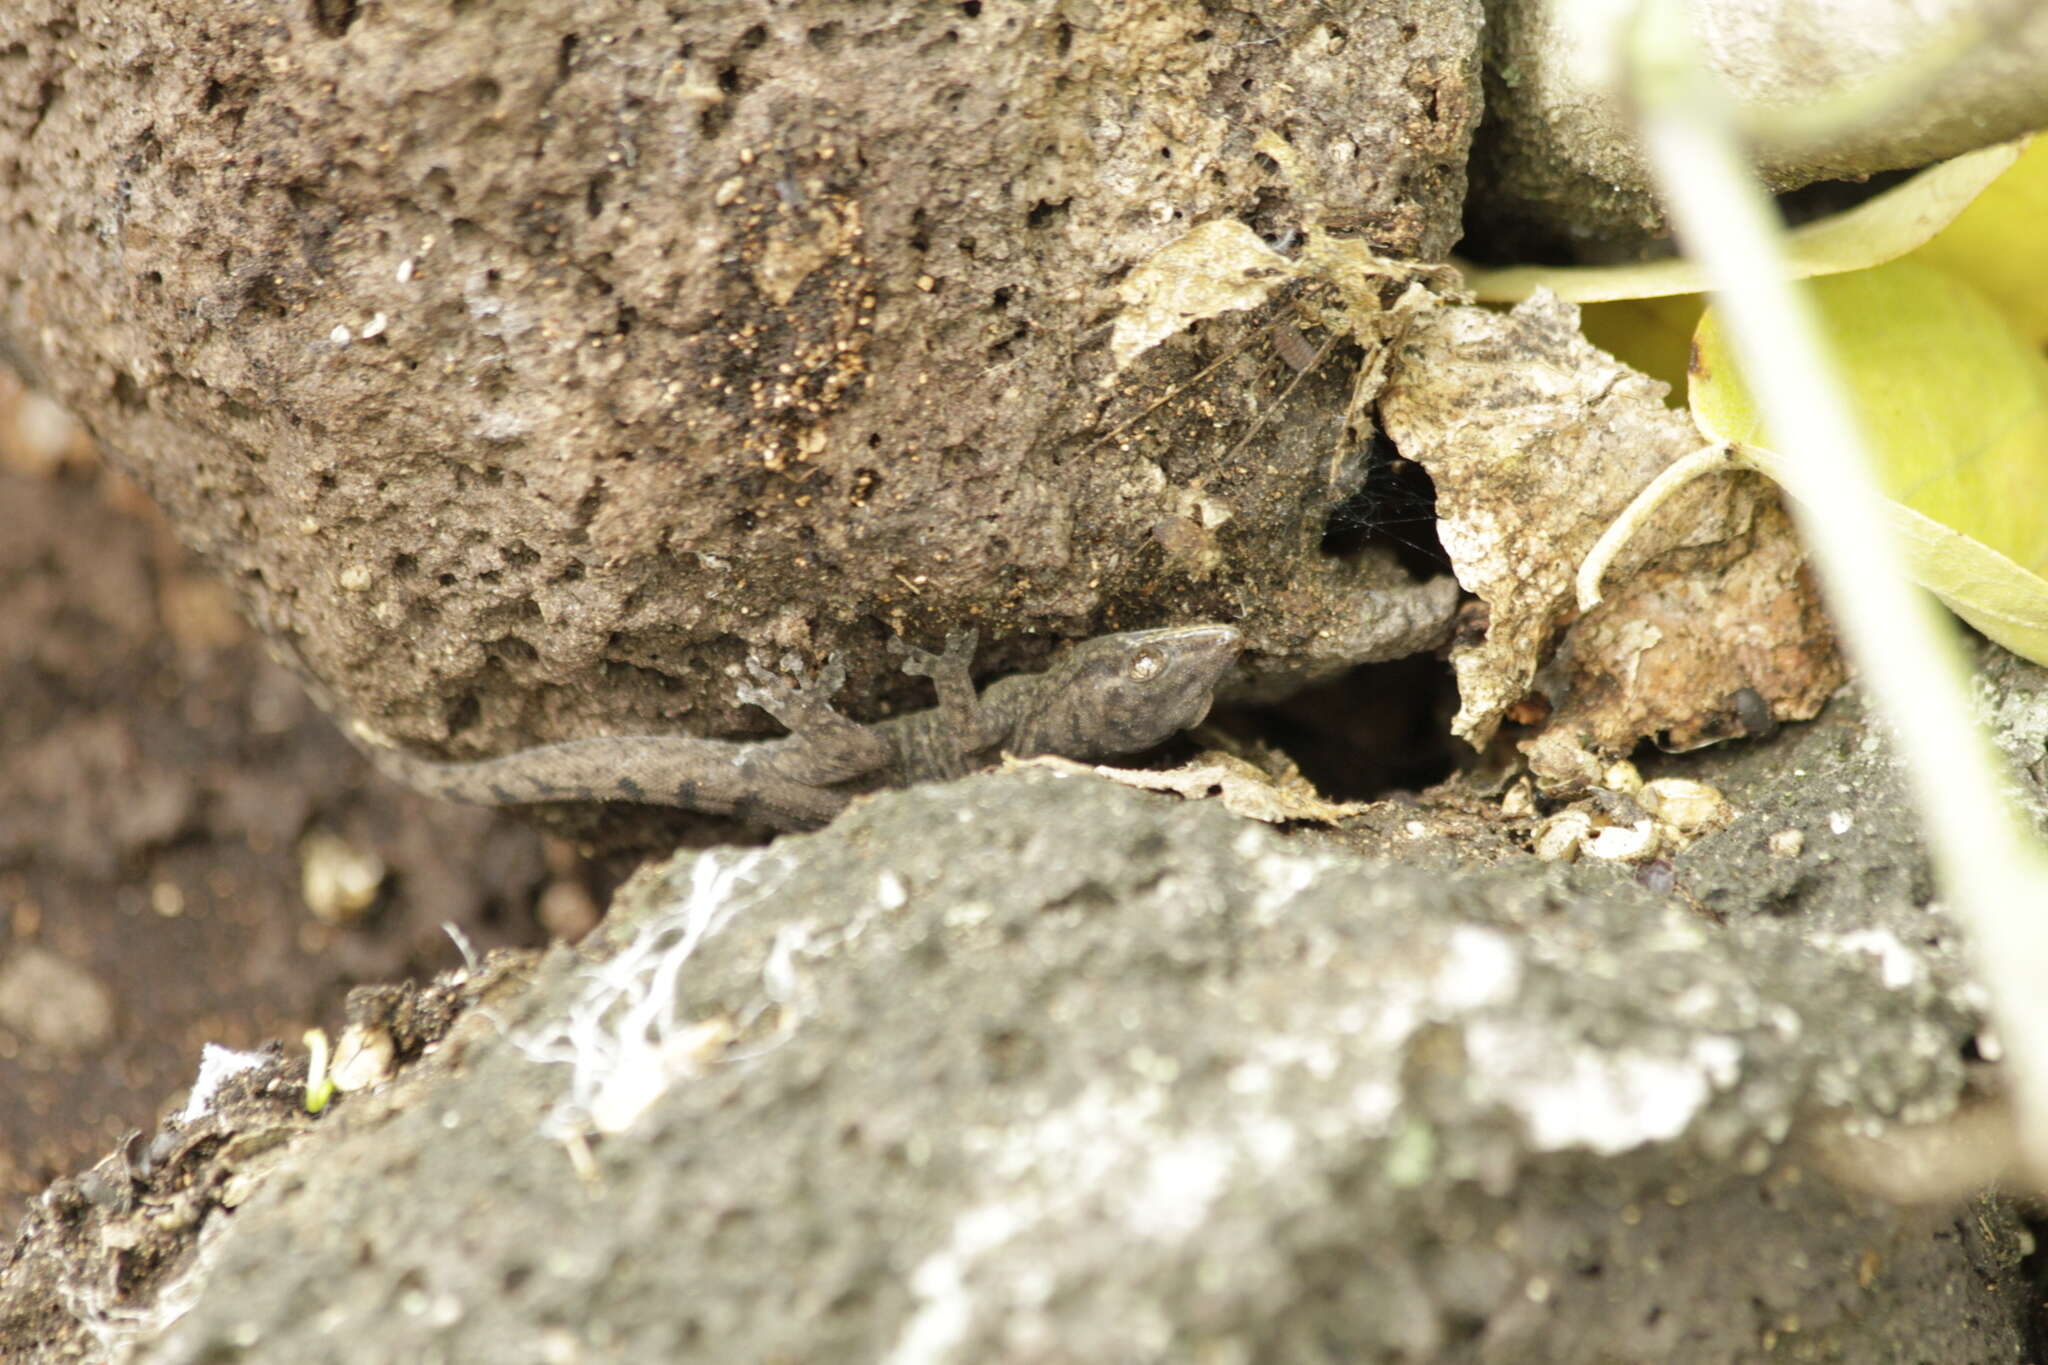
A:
358,624,1241,828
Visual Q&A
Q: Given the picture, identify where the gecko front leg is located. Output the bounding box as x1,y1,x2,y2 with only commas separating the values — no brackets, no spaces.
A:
888,629,988,780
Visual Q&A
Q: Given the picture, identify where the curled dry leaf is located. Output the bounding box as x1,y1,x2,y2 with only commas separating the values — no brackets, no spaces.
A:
1109,219,1295,372
1013,752,1369,826
1377,291,1842,765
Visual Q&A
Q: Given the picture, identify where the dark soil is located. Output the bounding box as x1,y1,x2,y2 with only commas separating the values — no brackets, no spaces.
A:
0,374,564,1237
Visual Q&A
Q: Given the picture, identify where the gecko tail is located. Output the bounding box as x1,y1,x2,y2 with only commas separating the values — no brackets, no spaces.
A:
350,729,844,828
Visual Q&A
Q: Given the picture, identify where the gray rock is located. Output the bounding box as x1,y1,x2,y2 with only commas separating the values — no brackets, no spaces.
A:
0,0,1476,780
115,744,2028,1363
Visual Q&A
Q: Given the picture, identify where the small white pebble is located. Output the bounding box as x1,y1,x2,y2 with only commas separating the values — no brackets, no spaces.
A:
1639,778,1733,833
397,257,416,283
300,829,386,924
331,1024,397,1092
338,564,374,592
1532,810,1592,862
1499,778,1536,819
361,311,388,338
1827,810,1854,836
1768,828,1805,858
14,391,81,471
1585,819,1658,863
328,323,353,345
1602,760,1642,794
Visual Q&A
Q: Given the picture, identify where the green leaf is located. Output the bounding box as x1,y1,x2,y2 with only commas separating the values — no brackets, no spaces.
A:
1547,138,2040,408
1905,134,2048,349
1883,501,2048,668
1464,136,2028,304
1691,260,2048,662
1577,293,1704,398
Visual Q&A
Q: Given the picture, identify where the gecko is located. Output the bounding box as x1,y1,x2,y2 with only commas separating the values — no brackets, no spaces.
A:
353,624,1242,829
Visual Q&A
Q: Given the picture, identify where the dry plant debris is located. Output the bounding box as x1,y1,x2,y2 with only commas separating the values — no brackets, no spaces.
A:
1377,292,1842,776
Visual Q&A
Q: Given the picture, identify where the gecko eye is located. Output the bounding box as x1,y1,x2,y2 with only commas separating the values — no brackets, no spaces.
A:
1128,649,1165,682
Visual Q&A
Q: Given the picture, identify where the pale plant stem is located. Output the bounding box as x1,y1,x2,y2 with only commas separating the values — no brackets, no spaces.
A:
1576,441,1734,610
1630,0,2048,1179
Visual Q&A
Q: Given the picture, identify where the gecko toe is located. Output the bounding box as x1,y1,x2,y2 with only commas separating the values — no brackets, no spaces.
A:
892,629,977,679
735,681,777,711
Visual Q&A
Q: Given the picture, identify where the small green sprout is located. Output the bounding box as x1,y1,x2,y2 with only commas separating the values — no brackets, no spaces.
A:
304,1028,336,1115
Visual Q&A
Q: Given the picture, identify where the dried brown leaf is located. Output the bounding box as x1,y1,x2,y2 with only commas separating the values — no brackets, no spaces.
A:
1011,752,1367,826
1377,291,1841,760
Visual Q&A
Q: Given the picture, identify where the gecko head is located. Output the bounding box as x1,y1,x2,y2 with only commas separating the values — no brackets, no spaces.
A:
1014,623,1242,762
